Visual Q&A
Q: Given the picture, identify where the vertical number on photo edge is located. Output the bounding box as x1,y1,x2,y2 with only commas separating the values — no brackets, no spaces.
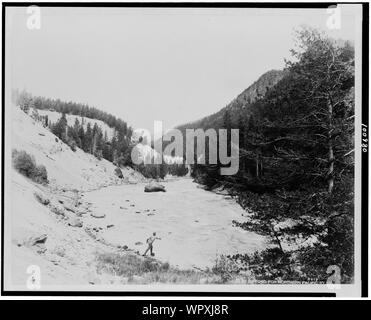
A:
362,124,368,153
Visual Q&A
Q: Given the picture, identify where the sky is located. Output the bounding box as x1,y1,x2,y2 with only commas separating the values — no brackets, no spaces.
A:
6,6,360,132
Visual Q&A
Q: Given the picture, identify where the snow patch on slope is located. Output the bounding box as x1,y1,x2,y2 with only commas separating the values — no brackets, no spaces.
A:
36,109,115,141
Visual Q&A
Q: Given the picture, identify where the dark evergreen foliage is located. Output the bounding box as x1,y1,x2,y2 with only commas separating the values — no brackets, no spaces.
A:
184,28,355,283
12,149,49,184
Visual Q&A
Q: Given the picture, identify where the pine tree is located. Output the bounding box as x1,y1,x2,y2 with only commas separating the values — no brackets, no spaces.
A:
85,122,93,153
232,28,355,281
78,124,85,149
51,113,68,141
222,109,231,129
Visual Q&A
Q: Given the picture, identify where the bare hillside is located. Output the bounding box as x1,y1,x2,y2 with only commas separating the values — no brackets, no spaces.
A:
6,107,146,289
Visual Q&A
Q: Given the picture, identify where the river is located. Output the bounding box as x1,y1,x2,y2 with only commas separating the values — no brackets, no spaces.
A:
82,178,267,270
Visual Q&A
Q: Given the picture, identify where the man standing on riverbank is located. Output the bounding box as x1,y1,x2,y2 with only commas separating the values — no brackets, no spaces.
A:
143,232,161,257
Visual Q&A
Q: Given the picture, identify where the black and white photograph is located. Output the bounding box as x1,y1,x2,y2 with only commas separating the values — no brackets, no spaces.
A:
1,2,367,298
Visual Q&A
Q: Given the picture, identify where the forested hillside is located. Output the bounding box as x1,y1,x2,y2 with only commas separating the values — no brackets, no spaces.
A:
12,90,131,135
12,90,135,167
181,28,355,282
12,91,189,178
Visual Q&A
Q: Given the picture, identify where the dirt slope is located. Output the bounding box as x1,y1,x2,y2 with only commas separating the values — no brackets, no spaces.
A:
6,106,145,290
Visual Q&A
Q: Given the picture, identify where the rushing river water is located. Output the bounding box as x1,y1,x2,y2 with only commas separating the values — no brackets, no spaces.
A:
82,178,267,269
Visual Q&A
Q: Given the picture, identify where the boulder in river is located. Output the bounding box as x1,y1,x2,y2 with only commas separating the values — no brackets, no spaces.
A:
91,212,106,219
63,204,75,213
34,192,50,205
29,234,47,246
144,183,166,193
77,210,87,216
50,203,65,216
68,217,83,228
26,234,48,254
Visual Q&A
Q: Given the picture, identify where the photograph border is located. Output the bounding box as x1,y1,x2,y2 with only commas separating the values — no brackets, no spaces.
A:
1,1,368,298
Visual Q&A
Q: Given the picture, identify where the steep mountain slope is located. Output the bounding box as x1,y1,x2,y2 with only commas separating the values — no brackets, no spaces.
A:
6,106,146,289
177,69,286,130
12,106,143,190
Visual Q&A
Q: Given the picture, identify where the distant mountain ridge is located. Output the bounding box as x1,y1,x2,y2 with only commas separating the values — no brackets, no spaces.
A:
176,69,286,130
